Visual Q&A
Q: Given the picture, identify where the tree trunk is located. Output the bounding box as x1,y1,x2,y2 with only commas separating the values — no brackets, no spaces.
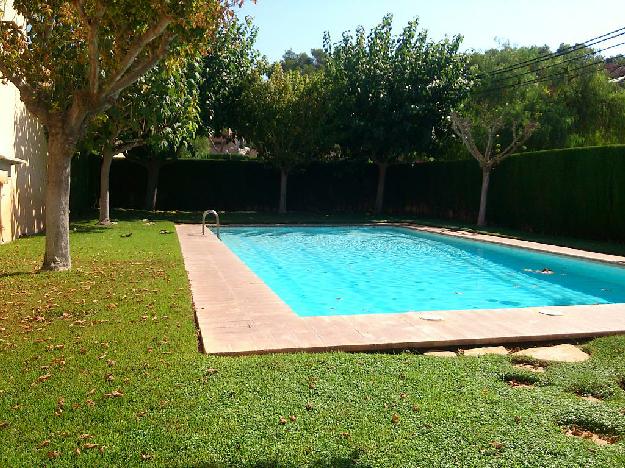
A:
42,130,75,271
477,167,491,227
374,162,388,215
98,147,114,224
279,168,288,214
145,160,160,211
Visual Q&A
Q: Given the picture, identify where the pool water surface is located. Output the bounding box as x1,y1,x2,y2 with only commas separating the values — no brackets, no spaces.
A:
219,226,625,317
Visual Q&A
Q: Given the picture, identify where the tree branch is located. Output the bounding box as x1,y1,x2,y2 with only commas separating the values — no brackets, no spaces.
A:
72,0,101,99
103,15,173,94
114,139,144,154
493,122,537,164
104,32,174,100
450,112,484,164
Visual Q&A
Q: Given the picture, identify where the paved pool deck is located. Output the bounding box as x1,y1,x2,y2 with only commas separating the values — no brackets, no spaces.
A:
175,223,625,356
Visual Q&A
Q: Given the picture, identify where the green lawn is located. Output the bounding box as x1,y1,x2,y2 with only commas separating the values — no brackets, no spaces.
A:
2,216,625,466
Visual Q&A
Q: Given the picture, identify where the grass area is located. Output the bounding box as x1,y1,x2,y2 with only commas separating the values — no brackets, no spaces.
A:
2,217,625,466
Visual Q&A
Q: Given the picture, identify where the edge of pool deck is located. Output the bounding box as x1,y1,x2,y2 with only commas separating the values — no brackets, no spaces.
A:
175,223,625,356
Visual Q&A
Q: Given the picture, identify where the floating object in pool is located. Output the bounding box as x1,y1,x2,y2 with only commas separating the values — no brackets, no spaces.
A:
523,268,554,275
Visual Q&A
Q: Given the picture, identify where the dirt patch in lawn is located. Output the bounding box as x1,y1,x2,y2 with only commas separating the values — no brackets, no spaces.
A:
564,425,619,446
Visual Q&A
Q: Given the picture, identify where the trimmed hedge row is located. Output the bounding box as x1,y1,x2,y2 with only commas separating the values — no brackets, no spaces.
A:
71,145,625,241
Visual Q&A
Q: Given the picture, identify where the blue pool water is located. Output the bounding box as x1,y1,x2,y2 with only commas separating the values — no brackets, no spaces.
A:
219,226,625,317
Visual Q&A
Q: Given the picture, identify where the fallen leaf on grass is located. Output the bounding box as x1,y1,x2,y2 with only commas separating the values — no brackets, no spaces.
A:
289,415,297,422
490,441,504,449
104,389,124,398
83,443,99,449
78,434,92,440
38,440,50,447
141,453,153,460
0,421,9,429
33,373,51,385
391,413,400,424
47,451,60,459
279,417,287,425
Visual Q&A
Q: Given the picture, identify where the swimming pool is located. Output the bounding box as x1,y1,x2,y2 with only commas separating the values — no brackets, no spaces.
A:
219,226,625,317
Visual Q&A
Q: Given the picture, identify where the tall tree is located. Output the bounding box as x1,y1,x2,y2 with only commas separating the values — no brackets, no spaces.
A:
452,45,545,226
0,0,240,270
324,14,470,213
450,112,537,226
84,59,202,221
237,63,328,213
280,48,327,74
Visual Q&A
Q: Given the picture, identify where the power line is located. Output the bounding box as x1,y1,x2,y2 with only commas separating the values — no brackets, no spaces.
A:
479,60,603,94
476,26,625,78
486,40,625,85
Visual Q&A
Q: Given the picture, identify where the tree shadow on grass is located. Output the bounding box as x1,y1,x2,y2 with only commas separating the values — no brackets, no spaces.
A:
189,450,371,468
0,270,37,279
68,222,110,235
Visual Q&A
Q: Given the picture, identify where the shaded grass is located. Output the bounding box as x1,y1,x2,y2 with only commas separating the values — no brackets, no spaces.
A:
1,219,625,466
105,208,625,257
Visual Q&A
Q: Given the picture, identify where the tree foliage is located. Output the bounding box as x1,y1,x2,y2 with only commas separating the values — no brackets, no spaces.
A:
323,14,470,212
235,63,329,212
0,0,234,127
199,15,260,137
463,44,625,152
280,48,327,74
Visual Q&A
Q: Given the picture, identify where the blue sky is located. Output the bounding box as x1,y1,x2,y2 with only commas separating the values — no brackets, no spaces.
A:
237,0,625,61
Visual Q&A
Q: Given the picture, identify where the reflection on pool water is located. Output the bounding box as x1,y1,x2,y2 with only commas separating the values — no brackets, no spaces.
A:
219,226,625,317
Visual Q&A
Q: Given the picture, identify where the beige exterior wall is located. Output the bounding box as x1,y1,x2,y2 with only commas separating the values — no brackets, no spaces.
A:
0,0,48,243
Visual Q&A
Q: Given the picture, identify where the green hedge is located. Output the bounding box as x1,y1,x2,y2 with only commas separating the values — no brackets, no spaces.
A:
71,145,625,241
488,145,625,239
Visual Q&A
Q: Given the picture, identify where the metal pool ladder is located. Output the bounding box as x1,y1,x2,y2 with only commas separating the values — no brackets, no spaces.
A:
202,210,221,239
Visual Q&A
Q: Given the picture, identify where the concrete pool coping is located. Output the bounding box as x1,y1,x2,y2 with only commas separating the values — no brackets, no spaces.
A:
175,223,625,356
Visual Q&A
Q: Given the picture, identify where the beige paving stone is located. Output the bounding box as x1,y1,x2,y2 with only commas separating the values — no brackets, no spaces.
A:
423,350,457,357
463,346,509,356
513,344,590,362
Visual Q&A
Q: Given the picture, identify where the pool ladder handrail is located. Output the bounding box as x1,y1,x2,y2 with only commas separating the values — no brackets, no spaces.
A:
202,210,221,239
